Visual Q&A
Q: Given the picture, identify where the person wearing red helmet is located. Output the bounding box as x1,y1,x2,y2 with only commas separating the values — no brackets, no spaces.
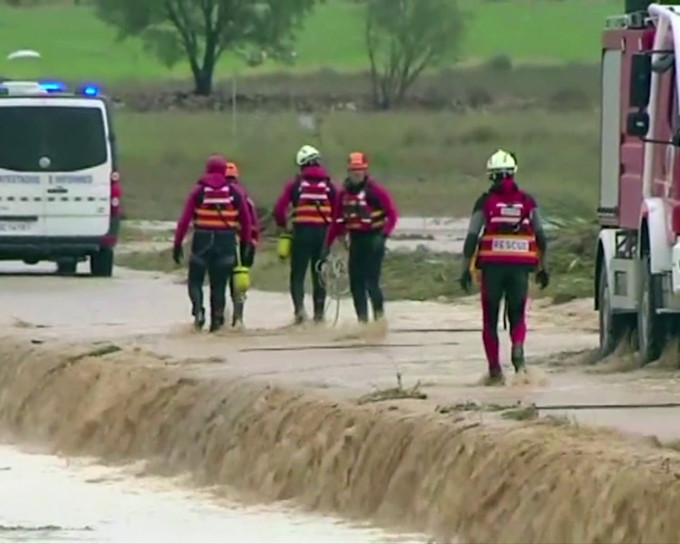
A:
225,161,260,327
173,155,253,332
321,151,398,323
273,144,339,324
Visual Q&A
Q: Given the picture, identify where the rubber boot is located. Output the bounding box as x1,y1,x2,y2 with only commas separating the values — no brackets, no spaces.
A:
484,367,506,386
511,344,526,373
312,299,325,324
193,307,205,331
294,310,307,325
231,301,244,328
209,313,225,333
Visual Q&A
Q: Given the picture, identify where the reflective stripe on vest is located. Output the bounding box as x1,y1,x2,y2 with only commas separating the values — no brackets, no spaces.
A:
293,180,332,225
338,189,385,232
193,185,239,230
476,198,538,267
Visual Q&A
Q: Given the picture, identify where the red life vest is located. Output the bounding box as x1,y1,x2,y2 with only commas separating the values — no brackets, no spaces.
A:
292,178,332,225
193,184,240,231
476,190,539,267
338,185,386,232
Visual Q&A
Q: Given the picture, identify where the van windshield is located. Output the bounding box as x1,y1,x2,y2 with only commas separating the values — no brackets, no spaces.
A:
0,105,108,172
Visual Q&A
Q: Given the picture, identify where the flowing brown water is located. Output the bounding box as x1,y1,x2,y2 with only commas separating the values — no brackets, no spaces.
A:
0,338,679,543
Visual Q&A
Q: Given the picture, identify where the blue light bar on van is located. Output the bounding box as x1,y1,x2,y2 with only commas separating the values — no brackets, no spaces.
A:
39,81,66,92
77,85,99,97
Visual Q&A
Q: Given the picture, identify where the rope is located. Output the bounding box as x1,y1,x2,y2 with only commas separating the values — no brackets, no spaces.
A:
536,402,680,411
315,254,350,326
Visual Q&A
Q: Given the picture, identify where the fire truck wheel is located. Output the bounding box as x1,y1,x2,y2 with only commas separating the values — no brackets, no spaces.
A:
598,264,628,358
637,254,666,366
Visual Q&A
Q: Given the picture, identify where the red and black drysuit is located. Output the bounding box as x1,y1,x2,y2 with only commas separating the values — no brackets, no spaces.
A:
273,164,338,323
323,175,398,322
173,156,253,332
459,176,549,379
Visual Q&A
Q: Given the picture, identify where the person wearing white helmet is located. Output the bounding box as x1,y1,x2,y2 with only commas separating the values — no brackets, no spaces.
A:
273,144,339,324
458,149,550,385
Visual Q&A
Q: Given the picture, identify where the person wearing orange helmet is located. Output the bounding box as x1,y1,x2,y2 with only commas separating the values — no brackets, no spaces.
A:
320,152,398,323
225,161,260,327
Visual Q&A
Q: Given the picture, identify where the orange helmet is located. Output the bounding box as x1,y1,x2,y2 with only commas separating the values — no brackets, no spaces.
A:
348,151,368,171
225,161,240,178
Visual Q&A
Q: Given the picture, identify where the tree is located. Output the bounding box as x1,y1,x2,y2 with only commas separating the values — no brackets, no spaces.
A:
364,0,465,109
93,0,322,95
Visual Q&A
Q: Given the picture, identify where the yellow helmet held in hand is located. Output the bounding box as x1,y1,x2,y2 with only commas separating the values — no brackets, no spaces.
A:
232,266,251,294
277,232,292,260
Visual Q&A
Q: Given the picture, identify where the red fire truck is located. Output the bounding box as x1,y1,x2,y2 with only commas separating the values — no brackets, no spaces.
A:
596,1,680,364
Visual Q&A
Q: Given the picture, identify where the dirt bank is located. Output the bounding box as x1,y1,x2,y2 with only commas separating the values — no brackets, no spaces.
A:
0,337,679,543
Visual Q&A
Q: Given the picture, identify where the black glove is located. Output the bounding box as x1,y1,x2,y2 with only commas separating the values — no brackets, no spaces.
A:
172,244,183,265
459,269,472,292
318,245,330,264
241,243,255,267
536,269,550,289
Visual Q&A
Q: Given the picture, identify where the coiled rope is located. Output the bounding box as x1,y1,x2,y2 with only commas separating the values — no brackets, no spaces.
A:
315,254,350,326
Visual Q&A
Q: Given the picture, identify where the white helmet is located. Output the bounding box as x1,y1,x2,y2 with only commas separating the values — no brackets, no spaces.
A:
486,149,517,175
295,144,321,167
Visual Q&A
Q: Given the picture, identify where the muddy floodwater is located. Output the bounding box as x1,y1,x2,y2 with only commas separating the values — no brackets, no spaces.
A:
0,445,428,544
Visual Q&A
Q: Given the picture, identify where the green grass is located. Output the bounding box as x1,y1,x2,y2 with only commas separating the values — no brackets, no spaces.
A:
0,0,617,82
116,109,598,220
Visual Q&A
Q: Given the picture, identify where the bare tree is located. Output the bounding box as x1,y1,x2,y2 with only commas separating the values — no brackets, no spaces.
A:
364,0,465,109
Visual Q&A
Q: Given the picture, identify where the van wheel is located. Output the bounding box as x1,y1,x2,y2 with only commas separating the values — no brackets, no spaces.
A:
90,248,114,277
598,265,628,358
56,258,77,276
637,254,665,366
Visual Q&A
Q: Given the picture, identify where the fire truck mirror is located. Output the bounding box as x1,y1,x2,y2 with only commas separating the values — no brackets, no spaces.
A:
629,53,652,109
626,111,649,138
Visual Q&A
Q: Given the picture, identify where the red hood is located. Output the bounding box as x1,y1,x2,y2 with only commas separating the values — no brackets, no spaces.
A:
205,155,228,174
301,164,329,181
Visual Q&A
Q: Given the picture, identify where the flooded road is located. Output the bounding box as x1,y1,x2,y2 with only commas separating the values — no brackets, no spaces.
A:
0,445,427,544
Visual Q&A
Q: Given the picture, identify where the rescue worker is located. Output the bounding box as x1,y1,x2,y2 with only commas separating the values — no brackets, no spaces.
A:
225,161,260,328
173,155,253,333
273,144,338,324
459,149,550,385
321,152,398,323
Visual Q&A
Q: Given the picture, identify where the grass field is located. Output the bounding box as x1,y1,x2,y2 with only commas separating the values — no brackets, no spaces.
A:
117,109,598,220
0,0,617,82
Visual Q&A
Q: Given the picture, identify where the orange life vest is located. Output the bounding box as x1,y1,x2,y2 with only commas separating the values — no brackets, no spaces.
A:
476,191,538,267
193,184,239,230
292,178,332,225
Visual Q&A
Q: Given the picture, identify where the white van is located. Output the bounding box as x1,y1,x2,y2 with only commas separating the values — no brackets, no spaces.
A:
0,80,121,276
